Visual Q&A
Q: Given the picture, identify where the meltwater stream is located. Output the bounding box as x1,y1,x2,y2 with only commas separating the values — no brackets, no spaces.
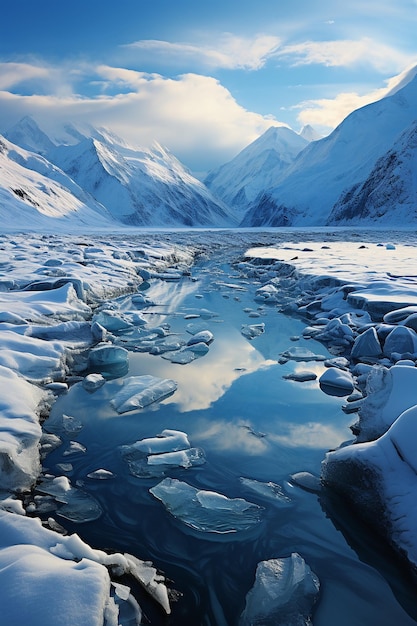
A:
42,250,417,625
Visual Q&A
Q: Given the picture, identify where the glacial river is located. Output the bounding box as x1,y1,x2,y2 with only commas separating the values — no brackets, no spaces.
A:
42,247,417,625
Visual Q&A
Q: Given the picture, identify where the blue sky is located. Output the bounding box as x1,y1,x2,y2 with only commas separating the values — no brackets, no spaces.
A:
1,0,417,174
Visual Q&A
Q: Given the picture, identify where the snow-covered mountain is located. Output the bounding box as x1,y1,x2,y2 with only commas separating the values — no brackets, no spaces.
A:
6,118,234,228
328,120,417,225
243,69,417,227
0,134,116,231
204,125,309,218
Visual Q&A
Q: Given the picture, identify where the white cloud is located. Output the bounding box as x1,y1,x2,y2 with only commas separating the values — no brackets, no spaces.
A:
295,62,417,131
123,33,281,71
0,64,282,173
0,63,51,90
276,37,413,73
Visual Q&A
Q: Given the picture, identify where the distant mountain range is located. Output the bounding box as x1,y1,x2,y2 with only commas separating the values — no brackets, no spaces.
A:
1,65,417,230
3,118,233,230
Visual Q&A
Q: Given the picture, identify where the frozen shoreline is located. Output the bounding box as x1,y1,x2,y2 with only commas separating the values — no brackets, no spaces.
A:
1,229,417,623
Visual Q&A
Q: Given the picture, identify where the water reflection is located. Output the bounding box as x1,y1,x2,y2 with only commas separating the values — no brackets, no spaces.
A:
129,326,277,412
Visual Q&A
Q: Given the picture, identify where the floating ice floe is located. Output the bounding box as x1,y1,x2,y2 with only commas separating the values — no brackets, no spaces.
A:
281,346,326,362
239,553,320,626
111,375,178,413
283,371,317,382
122,429,190,455
239,477,293,507
87,469,114,480
121,429,205,478
186,329,214,345
150,478,263,534
241,323,265,340
128,448,205,478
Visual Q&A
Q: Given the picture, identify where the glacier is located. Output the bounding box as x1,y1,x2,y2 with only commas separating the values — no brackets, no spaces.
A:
0,230,417,624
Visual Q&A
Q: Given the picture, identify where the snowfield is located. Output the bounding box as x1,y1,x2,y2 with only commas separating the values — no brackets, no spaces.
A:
1,228,417,624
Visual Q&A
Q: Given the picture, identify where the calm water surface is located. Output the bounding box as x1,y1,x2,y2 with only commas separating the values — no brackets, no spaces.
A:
43,251,417,625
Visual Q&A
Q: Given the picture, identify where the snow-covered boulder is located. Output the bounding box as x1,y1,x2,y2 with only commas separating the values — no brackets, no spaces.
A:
383,325,417,359
322,404,417,568
354,365,417,441
350,327,382,360
319,368,355,395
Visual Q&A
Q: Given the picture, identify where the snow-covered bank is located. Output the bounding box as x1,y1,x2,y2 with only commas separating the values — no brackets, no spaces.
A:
243,235,417,576
1,229,417,623
0,233,197,625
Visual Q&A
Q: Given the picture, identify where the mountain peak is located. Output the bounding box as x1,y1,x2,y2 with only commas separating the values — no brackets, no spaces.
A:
299,125,322,142
5,116,56,156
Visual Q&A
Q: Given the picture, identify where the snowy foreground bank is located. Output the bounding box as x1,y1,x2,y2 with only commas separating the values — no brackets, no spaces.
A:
1,229,417,624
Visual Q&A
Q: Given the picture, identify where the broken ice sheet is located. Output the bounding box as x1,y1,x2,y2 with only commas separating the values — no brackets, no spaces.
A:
36,476,103,523
281,346,326,362
122,429,191,456
239,477,293,507
127,448,206,478
149,477,263,534
111,375,178,413
241,323,265,340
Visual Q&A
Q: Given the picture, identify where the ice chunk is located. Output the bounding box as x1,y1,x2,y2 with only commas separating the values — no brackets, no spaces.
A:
92,310,133,332
185,341,210,355
240,478,293,507
241,323,265,340
187,330,213,345
63,441,87,456
281,347,325,362
87,469,114,480
37,476,102,523
61,413,83,435
161,349,196,364
131,293,155,306
82,373,106,392
319,368,354,396
111,375,177,413
289,471,321,493
88,344,129,368
122,429,190,455
149,478,262,534
255,284,279,303
283,371,317,382
239,553,320,626
147,448,205,468
40,433,62,458
128,448,205,478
